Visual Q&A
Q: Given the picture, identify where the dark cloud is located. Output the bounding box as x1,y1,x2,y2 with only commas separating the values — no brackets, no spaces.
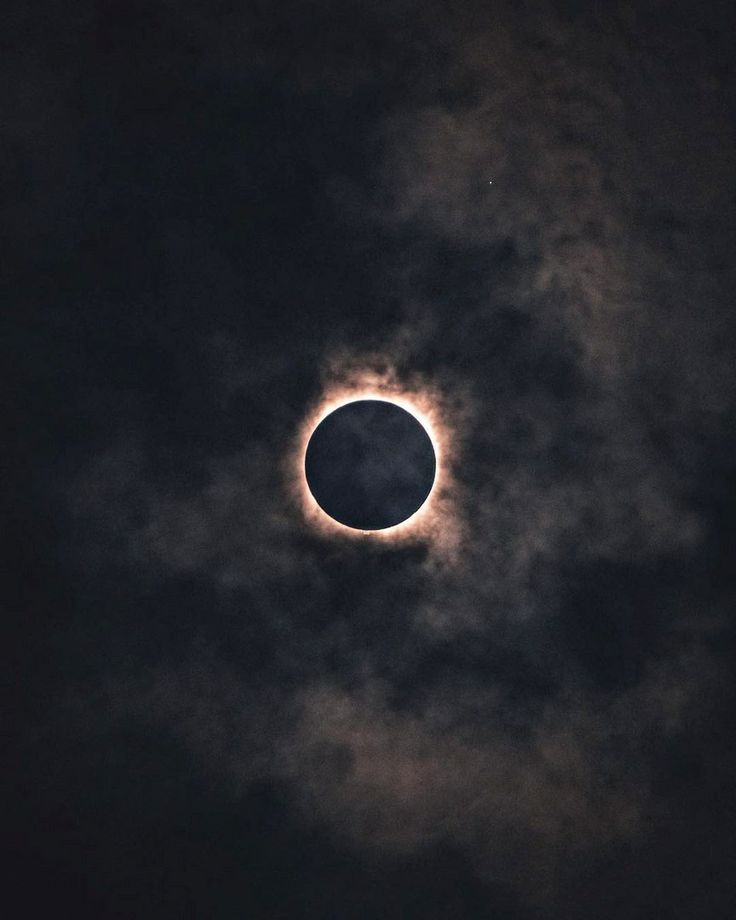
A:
5,1,736,917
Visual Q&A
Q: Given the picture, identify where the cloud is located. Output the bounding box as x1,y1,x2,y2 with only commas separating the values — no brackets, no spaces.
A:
58,1,735,910
67,637,720,911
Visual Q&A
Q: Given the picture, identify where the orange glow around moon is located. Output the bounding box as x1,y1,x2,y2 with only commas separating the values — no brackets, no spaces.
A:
288,360,461,552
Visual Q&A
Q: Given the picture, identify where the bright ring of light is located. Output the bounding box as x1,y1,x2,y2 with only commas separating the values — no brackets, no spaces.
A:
292,383,447,541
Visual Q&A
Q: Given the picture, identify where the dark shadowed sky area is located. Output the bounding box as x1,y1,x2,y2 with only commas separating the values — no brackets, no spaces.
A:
4,1,736,917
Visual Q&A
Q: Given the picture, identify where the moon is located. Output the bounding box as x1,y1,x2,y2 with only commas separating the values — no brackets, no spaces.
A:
304,399,437,531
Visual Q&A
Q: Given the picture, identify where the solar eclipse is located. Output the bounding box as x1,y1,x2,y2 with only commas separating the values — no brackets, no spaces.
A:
304,399,437,530
291,364,455,544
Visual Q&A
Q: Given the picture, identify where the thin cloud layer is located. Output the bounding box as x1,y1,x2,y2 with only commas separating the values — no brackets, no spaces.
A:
34,0,736,914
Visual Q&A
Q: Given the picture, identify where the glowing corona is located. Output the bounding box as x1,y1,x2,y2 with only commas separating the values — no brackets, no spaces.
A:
289,368,455,544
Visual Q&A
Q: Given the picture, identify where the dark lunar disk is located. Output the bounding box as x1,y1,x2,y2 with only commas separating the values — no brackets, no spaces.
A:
305,399,437,530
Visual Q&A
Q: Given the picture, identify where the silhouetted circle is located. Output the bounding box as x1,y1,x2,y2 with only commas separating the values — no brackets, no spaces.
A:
305,399,436,530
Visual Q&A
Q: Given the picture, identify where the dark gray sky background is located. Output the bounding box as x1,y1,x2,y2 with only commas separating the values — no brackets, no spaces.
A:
4,1,736,917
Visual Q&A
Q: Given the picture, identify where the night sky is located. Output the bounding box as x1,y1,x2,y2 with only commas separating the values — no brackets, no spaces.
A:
4,1,736,917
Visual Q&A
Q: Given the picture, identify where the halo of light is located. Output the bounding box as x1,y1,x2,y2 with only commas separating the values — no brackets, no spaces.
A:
290,369,454,544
